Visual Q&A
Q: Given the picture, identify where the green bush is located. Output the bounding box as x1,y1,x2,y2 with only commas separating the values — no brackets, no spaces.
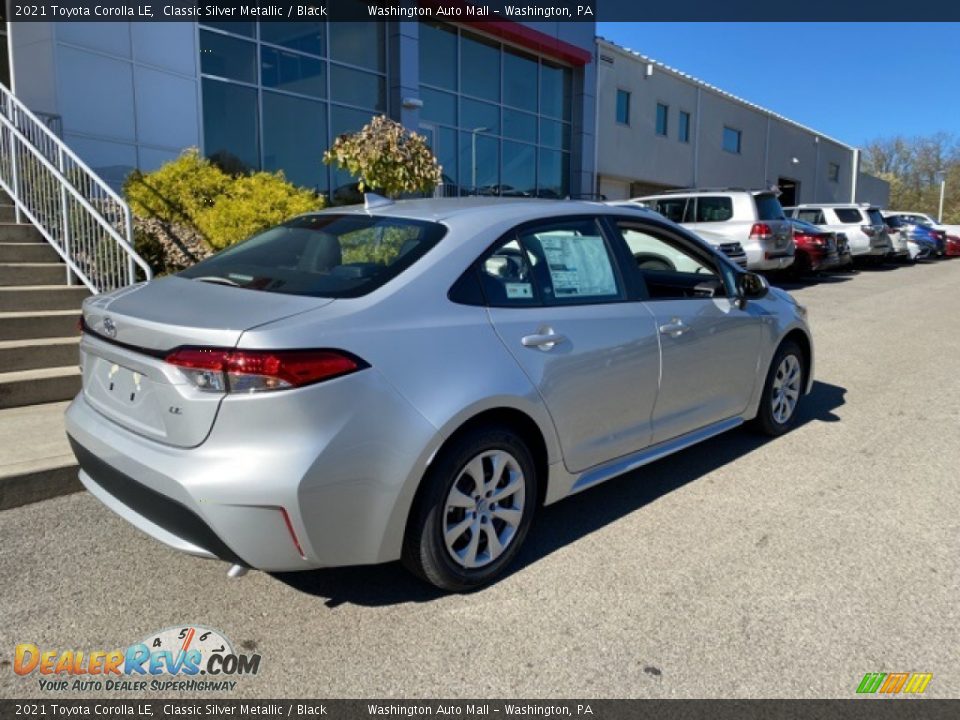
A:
196,171,325,251
124,149,325,255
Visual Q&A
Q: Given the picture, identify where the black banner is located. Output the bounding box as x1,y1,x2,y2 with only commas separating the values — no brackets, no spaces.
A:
5,0,960,22
1,700,960,720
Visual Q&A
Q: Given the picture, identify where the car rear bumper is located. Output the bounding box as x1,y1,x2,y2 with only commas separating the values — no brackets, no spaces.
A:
744,243,794,271
65,368,441,572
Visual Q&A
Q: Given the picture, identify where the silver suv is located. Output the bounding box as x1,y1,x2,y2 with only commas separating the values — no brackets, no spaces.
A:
784,204,899,259
66,198,813,591
631,189,795,272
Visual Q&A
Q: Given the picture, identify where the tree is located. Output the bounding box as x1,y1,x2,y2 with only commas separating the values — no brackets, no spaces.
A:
323,115,442,199
861,133,960,222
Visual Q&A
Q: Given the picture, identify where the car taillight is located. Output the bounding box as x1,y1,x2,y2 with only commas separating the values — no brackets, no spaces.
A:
862,225,876,236
750,223,773,239
165,348,365,394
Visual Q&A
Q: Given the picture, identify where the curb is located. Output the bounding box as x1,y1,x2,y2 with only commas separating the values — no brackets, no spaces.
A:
0,463,82,511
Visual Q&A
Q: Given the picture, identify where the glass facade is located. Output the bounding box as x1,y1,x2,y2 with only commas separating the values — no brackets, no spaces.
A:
199,22,387,192
418,22,574,198
199,21,578,199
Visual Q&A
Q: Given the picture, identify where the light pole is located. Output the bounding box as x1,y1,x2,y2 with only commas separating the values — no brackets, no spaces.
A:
935,170,946,223
470,126,489,193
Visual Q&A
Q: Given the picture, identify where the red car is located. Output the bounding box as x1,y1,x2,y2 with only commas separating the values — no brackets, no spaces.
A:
945,234,960,257
787,219,841,274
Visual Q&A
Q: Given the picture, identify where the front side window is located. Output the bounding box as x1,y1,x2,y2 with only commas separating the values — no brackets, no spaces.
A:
654,198,692,223
616,90,631,125
835,208,864,224
178,215,446,298
656,103,669,136
615,222,727,300
477,219,623,306
722,126,742,154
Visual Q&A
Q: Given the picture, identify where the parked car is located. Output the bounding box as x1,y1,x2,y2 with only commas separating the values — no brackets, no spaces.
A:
632,189,795,272
883,214,941,259
65,197,814,592
783,204,896,261
882,211,960,239
786,218,842,275
835,233,854,271
945,234,960,257
606,202,748,268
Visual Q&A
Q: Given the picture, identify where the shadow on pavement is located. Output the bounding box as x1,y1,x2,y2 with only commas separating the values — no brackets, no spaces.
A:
274,380,846,607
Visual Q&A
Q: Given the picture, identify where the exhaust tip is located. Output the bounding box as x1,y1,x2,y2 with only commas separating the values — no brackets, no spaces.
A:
227,564,249,579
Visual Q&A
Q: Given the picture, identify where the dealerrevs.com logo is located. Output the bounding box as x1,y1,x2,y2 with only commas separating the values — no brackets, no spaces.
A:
13,625,261,693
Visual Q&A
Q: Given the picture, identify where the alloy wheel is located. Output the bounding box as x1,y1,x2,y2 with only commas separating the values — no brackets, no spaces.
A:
771,354,802,424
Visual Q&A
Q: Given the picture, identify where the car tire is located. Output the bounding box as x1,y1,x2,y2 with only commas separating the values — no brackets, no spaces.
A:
402,426,538,592
751,340,806,437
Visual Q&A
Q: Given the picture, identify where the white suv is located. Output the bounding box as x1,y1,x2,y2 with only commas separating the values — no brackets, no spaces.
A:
632,189,795,272
784,204,898,260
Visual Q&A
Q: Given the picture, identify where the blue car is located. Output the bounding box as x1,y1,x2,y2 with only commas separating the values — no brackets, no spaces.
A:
884,216,941,259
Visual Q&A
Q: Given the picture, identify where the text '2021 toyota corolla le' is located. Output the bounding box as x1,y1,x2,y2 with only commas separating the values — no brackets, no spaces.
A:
66,198,814,591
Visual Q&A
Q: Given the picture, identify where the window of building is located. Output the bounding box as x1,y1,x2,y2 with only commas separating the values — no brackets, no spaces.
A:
656,103,669,136
828,162,840,183
616,90,630,125
417,22,574,198
722,126,742,154
198,22,387,193
678,111,691,143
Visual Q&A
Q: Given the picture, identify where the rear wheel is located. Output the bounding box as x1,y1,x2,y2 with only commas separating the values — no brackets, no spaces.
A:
751,340,805,437
402,426,538,592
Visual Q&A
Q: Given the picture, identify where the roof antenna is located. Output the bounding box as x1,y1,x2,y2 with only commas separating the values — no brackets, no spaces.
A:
364,192,394,210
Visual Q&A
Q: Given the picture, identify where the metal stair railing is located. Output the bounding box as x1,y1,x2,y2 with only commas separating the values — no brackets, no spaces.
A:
0,82,152,293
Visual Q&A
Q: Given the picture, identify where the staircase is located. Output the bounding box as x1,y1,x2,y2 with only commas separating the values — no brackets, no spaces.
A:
0,192,85,509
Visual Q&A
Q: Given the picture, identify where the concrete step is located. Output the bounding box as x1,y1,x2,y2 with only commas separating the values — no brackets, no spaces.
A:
0,224,43,243
0,401,80,511
0,262,66,286
0,285,89,312
0,336,80,372
0,310,81,341
0,205,16,222
0,242,59,263
0,365,81,409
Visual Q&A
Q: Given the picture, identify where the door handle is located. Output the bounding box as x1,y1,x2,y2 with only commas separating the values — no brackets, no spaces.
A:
659,318,690,338
522,328,567,351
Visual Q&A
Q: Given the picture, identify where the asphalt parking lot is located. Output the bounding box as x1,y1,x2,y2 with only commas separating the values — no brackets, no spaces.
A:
1,258,958,700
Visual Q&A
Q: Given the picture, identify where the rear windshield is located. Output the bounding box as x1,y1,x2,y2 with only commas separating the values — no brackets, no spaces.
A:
866,208,886,226
754,194,785,221
834,208,863,224
178,214,447,298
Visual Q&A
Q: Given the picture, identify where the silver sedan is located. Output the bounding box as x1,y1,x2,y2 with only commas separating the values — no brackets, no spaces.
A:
66,198,814,591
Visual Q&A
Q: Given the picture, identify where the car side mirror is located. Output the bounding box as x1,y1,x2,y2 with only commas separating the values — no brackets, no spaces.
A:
736,272,769,307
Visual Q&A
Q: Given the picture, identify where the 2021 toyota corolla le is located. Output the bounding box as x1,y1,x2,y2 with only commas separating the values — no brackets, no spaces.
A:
66,198,814,591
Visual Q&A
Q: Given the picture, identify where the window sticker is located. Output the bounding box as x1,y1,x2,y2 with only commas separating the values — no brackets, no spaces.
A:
538,234,617,298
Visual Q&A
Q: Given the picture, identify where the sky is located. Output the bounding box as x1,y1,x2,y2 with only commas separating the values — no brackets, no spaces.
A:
596,23,960,147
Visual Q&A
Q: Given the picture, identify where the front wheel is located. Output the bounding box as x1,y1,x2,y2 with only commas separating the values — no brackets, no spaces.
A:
751,340,805,437
402,427,538,592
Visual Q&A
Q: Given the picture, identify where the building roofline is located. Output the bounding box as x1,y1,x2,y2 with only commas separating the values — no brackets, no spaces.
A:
596,37,855,152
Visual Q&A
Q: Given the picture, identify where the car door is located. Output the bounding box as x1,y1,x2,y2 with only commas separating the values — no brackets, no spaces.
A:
481,216,661,474
611,217,763,444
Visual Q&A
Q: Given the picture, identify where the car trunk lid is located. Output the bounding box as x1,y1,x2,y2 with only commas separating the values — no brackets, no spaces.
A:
80,276,332,447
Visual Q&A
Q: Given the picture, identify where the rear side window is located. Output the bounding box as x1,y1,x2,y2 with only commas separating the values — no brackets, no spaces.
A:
797,208,826,225
834,208,863,224
754,194,785,221
178,214,446,298
694,197,733,222
654,198,691,223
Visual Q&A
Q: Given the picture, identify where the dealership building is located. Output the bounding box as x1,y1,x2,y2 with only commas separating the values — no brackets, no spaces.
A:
3,21,887,205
